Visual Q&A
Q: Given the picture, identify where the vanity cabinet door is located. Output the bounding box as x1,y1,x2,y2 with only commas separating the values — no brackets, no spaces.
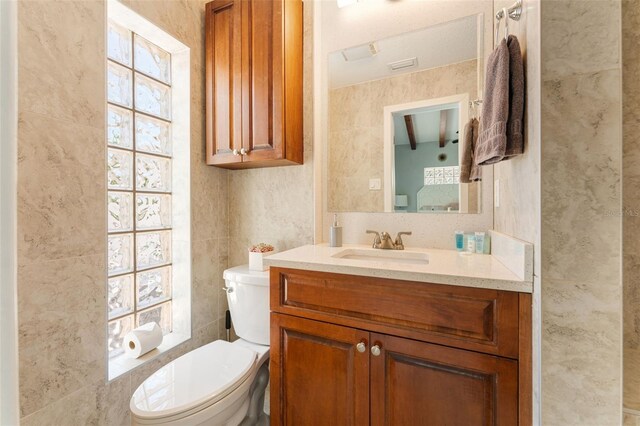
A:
370,333,518,426
270,313,370,426
205,0,243,166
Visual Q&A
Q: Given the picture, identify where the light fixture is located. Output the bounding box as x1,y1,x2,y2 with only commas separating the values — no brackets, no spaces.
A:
341,42,378,62
337,0,358,8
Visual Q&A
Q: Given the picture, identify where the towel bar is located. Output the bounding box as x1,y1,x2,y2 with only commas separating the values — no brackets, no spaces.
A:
495,0,522,21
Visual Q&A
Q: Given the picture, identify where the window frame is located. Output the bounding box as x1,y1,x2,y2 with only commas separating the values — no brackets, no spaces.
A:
107,1,191,381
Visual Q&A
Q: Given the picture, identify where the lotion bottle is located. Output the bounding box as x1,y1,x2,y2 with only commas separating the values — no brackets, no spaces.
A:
329,214,342,247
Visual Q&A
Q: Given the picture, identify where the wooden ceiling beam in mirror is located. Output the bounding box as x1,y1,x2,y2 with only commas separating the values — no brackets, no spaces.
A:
439,110,446,148
404,115,417,150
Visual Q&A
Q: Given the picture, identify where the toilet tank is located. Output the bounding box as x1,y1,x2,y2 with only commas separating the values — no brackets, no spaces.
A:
223,266,270,345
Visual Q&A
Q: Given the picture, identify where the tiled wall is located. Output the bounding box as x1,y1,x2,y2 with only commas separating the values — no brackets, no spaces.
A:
227,4,315,268
623,0,640,416
540,0,623,424
327,60,477,213
16,0,228,424
493,1,625,423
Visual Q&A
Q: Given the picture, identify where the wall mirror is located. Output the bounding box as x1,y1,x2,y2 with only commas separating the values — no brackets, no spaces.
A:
327,14,484,213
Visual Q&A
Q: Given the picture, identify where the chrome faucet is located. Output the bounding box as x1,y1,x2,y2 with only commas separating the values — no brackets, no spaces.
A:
366,230,412,250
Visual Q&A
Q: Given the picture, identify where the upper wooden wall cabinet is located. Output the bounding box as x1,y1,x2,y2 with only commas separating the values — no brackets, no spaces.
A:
205,0,304,169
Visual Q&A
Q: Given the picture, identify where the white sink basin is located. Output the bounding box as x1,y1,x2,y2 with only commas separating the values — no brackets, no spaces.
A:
331,248,429,265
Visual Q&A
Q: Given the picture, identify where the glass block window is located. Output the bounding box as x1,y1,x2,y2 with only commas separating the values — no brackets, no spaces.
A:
107,21,173,359
423,166,460,185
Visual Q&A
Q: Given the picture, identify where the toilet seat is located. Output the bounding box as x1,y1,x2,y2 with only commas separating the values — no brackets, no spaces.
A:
130,340,257,422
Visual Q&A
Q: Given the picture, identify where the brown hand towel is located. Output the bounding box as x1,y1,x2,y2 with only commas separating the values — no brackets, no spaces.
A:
469,119,482,181
505,34,524,157
476,38,510,165
460,118,482,183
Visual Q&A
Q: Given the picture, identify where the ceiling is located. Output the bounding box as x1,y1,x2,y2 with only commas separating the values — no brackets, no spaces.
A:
328,14,479,89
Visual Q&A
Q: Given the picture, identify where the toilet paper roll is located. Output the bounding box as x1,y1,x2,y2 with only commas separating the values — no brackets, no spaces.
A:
123,322,163,359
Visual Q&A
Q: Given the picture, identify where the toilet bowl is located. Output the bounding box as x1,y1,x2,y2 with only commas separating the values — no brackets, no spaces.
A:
131,266,270,426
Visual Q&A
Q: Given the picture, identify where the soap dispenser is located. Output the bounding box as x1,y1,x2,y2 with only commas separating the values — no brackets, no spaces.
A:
329,214,342,247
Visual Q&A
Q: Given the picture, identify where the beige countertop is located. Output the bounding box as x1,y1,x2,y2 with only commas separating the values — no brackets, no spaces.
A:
264,243,533,293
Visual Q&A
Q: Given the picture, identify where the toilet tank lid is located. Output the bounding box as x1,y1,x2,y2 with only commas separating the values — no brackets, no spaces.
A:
223,265,269,286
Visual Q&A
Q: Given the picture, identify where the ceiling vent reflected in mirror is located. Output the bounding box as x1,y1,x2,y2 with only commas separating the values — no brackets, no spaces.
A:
341,42,379,62
388,57,418,71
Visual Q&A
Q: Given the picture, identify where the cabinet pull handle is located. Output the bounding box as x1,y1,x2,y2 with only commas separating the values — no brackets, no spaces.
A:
356,341,366,353
232,149,239,156
370,344,381,357
240,147,249,155
222,286,234,293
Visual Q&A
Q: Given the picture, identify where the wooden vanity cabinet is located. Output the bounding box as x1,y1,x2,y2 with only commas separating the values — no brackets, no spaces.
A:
270,267,532,426
205,0,303,169
270,314,370,426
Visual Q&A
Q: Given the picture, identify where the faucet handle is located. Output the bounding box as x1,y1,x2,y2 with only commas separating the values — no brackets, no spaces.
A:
365,230,381,248
394,231,412,250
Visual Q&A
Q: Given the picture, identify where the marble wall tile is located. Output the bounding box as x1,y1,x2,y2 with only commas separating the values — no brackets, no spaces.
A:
542,278,622,425
624,0,640,412
191,165,229,241
540,0,623,421
193,320,219,350
368,73,412,124
541,70,622,285
541,0,621,79
228,164,315,266
21,374,131,426
18,254,107,417
217,237,230,320
17,112,106,264
191,238,220,331
120,0,205,49
17,0,105,128
409,60,477,103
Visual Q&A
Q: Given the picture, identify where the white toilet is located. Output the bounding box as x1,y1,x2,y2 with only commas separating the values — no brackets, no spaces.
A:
130,265,271,425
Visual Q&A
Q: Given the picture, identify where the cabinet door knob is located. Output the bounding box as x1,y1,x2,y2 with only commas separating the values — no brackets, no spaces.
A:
240,147,249,155
232,149,239,156
370,344,381,357
356,341,366,353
